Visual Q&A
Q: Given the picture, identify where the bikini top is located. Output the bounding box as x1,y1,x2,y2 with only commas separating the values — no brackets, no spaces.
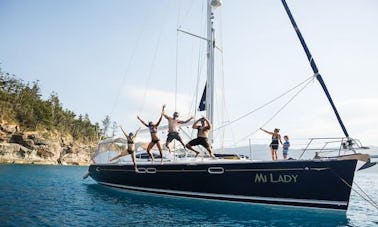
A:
149,125,157,134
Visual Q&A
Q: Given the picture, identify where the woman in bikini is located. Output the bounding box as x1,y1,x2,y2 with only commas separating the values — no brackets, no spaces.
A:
137,107,164,164
110,126,140,171
260,128,282,160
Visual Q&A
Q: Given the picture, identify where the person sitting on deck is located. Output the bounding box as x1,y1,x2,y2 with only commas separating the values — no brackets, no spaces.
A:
186,117,215,158
137,106,164,164
162,104,193,152
109,126,141,171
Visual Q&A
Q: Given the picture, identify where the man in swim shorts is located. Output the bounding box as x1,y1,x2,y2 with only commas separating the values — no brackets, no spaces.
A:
186,117,215,158
162,104,193,152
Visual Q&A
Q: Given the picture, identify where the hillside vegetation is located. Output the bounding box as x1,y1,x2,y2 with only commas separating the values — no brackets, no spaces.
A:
0,67,100,142
0,67,103,165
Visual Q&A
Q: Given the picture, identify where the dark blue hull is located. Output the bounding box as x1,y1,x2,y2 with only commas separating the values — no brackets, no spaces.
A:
88,159,357,210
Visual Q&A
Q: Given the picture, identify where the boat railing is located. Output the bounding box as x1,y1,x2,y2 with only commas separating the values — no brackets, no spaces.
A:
299,137,369,159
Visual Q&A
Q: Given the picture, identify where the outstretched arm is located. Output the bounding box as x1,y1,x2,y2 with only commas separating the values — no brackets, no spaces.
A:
119,125,129,139
179,116,194,124
162,104,170,119
155,114,163,127
137,116,148,127
133,127,141,138
162,113,170,119
260,128,273,135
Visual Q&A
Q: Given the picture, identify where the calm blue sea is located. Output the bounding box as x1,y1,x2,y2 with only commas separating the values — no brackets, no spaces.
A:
0,164,377,227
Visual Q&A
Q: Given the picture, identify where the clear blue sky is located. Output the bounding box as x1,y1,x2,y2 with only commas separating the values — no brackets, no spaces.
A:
1,0,377,147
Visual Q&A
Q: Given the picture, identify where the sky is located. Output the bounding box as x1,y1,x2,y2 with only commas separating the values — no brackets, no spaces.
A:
1,0,377,148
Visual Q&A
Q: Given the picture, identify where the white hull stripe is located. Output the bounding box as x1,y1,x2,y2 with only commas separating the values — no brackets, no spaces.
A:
98,181,347,207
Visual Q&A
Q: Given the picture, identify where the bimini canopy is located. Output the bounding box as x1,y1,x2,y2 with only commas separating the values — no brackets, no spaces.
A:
92,137,128,164
98,137,128,145
96,137,127,153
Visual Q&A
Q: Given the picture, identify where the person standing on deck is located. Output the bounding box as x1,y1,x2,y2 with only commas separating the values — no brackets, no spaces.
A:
162,104,193,152
137,106,164,164
282,135,290,160
260,128,282,160
110,126,140,171
186,117,215,158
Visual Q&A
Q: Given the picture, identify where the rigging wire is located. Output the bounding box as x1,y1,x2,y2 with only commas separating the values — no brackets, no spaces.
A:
175,2,181,112
324,161,378,210
186,0,204,116
178,0,205,115
234,75,315,145
213,74,315,132
210,6,226,149
218,6,226,150
189,0,206,139
109,8,149,117
138,1,170,113
353,180,378,209
260,76,315,129
338,175,378,210
178,0,196,29
223,101,237,148
174,0,205,147
189,51,205,120
193,0,206,116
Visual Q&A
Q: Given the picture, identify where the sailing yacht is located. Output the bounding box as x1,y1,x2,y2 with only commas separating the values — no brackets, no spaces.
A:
87,0,375,211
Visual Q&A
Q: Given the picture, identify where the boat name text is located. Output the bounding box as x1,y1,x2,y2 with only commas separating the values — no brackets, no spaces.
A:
254,173,298,183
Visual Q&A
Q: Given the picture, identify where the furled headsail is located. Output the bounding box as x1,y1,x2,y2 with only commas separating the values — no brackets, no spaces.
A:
281,0,350,139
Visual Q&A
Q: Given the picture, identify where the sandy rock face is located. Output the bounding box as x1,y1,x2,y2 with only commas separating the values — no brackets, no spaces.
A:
0,124,96,165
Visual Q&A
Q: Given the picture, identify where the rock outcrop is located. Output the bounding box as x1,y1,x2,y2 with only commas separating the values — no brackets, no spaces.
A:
0,122,96,165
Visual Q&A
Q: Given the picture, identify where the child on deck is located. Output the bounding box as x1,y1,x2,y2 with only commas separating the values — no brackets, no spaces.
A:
282,135,290,160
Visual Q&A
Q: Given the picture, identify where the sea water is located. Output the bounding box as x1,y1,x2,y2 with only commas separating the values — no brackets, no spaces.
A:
0,164,377,226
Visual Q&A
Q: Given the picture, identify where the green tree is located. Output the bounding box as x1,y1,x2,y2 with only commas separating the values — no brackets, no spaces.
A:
0,65,100,142
101,115,111,138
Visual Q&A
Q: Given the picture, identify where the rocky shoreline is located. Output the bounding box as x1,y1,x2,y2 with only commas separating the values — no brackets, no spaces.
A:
0,123,96,166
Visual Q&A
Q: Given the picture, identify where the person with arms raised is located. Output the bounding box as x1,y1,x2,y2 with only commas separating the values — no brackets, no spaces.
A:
137,106,164,164
162,104,193,152
110,126,140,171
186,117,215,158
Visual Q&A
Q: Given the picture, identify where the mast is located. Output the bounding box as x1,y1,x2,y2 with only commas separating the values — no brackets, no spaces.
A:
206,0,221,142
281,0,350,138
